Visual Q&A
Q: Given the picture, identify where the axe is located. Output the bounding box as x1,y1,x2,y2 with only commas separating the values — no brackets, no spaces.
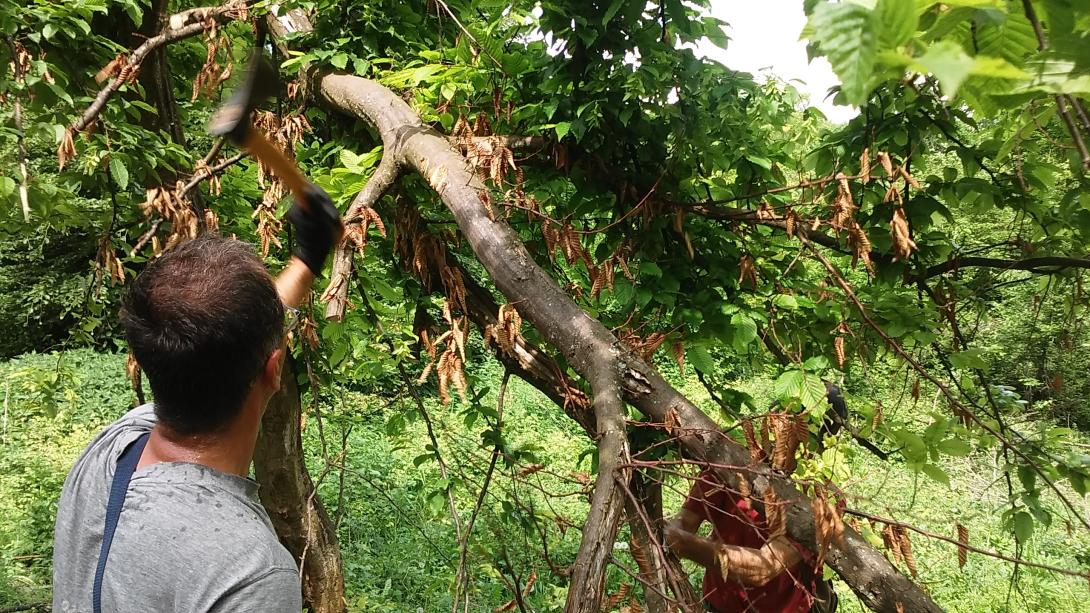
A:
207,53,312,210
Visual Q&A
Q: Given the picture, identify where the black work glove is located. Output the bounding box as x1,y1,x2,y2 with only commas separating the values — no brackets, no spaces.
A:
287,183,343,276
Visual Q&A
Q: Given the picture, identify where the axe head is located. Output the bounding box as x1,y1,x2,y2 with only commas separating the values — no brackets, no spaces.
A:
207,53,279,144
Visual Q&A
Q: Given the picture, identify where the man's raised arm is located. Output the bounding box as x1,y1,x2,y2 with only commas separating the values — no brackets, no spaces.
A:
665,499,802,588
276,184,343,307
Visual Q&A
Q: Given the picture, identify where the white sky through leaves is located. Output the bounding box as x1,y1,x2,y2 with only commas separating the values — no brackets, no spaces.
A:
700,0,860,124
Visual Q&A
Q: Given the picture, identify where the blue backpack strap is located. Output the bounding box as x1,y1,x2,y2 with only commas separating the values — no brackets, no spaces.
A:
92,431,150,613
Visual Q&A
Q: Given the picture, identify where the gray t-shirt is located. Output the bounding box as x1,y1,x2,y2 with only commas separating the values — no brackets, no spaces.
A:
52,404,301,613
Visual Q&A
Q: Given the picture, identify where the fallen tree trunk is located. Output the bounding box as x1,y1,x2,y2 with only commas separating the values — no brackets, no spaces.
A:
254,357,347,613
256,7,941,610
306,73,941,612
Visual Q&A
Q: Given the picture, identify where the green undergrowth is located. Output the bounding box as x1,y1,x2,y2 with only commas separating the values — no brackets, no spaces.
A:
1,349,1088,611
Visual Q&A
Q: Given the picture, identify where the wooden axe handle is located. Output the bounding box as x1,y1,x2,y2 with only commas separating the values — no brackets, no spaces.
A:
242,130,310,210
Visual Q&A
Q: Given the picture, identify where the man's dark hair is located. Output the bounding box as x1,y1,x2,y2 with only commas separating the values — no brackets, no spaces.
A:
121,234,283,436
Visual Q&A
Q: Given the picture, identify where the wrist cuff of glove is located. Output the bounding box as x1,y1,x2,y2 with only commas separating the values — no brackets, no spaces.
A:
294,249,327,278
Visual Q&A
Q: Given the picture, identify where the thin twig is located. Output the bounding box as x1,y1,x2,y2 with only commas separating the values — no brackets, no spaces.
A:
698,172,869,206
454,370,510,613
357,280,464,543
845,508,1090,580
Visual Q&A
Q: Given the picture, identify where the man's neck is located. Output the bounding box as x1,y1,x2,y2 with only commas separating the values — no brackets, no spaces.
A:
137,405,261,477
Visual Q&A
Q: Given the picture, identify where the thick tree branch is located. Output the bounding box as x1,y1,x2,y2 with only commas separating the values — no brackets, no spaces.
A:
566,359,631,613
694,203,1090,280
846,508,1090,581
922,255,1090,278
255,357,347,613
69,2,249,134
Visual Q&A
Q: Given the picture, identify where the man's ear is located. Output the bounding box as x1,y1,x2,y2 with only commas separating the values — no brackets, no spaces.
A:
263,347,285,393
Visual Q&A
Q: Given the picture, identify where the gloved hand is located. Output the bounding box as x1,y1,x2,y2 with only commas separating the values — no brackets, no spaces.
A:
286,183,343,276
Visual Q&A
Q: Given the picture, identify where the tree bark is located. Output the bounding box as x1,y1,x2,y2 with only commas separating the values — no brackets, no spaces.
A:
135,0,187,149
254,357,347,613
310,72,942,613
626,470,702,613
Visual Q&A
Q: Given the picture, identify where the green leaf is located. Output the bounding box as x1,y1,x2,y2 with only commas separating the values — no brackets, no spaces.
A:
893,429,928,465
109,158,129,190
774,369,806,400
938,438,972,456
772,294,799,310
554,121,572,140
810,1,877,105
687,344,716,374
949,348,988,370
602,0,625,25
800,373,828,413
922,463,951,488
1070,472,1087,496
746,155,772,170
339,149,362,171
730,314,757,351
0,176,14,197
330,52,349,70
640,261,663,278
912,41,974,97
1018,465,1037,492
875,0,917,48
1013,510,1034,543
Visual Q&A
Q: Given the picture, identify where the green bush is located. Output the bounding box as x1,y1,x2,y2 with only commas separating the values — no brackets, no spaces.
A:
0,230,107,359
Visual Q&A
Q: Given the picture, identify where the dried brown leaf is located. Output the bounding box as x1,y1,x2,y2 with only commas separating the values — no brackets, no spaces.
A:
890,206,917,261
877,151,895,178
738,255,758,288
847,222,875,275
517,463,545,478
764,488,786,539
57,129,76,169
742,419,764,463
957,523,969,569
897,526,917,577
602,583,631,612
671,340,685,375
897,165,922,189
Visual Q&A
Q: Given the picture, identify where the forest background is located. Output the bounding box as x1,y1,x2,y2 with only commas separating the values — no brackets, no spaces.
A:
2,0,1090,611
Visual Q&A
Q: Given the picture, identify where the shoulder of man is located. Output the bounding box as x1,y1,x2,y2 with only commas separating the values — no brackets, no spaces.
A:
69,404,156,474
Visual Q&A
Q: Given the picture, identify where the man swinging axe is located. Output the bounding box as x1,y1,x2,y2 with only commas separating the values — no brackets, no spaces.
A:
52,55,341,612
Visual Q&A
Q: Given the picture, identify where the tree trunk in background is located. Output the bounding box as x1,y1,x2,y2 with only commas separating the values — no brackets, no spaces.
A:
134,0,187,149
96,0,187,185
254,357,347,613
627,471,681,613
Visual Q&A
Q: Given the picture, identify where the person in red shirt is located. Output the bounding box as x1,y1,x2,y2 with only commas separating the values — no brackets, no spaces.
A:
665,472,835,612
